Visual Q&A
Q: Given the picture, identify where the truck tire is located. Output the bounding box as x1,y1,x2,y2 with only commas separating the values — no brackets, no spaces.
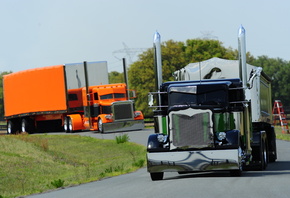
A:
230,146,243,176
68,117,73,132
7,120,17,134
230,169,242,176
64,117,70,133
258,140,268,170
21,118,35,134
64,117,73,133
150,172,164,181
269,138,277,162
98,118,103,133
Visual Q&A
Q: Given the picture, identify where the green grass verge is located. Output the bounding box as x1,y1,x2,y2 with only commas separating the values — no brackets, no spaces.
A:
0,134,146,198
275,126,290,141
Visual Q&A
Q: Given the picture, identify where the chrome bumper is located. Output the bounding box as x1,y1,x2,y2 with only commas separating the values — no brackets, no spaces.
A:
147,149,240,173
103,120,144,133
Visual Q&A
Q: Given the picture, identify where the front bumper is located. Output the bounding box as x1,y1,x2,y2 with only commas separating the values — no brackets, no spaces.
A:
103,119,144,133
147,149,240,173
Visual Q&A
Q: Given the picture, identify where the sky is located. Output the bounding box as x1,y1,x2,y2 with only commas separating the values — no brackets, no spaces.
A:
0,0,289,73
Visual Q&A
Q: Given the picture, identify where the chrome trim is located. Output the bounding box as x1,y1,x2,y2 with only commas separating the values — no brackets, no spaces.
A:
102,120,144,133
147,149,240,173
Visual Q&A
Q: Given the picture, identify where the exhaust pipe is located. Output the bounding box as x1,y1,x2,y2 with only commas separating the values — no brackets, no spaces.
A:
238,25,248,89
153,31,166,134
238,25,252,154
153,31,162,92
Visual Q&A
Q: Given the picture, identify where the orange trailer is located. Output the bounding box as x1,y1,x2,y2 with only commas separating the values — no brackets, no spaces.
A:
3,61,144,134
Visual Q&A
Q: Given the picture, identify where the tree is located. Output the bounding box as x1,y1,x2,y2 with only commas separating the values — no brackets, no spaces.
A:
0,71,12,119
250,56,290,106
109,71,124,84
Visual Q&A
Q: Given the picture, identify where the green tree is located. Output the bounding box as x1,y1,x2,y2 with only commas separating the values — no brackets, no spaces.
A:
0,71,12,119
128,39,239,117
184,39,237,62
109,71,124,84
250,56,290,106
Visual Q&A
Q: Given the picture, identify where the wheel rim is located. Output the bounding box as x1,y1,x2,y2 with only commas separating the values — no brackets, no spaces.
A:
7,121,12,134
64,118,68,132
21,120,26,132
263,143,267,167
68,118,73,131
98,119,103,132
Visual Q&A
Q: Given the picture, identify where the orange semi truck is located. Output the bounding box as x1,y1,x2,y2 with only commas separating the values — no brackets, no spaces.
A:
3,61,144,134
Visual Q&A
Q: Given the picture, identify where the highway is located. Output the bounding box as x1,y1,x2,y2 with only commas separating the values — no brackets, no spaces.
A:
27,129,290,198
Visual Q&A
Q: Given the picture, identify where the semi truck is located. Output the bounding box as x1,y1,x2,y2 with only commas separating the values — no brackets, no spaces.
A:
146,27,277,181
3,61,144,134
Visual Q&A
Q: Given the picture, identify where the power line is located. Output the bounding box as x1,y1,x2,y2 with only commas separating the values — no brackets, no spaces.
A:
112,42,147,65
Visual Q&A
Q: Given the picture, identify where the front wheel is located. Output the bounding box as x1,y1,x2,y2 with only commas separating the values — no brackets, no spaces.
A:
98,119,103,133
230,147,243,176
150,172,164,181
230,169,242,176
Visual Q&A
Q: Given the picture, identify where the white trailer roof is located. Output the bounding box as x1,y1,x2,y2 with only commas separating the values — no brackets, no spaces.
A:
174,57,270,81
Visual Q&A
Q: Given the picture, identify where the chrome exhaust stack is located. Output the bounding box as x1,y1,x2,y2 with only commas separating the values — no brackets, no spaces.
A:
153,31,163,94
238,25,248,89
238,25,252,154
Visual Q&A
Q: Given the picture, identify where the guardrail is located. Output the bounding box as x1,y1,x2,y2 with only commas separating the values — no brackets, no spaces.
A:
0,124,6,130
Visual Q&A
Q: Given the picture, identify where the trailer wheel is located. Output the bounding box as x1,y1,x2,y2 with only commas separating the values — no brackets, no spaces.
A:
7,120,16,134
258,140,268,170
269,138,277,162
64,117,67,132
21,118,30,133
64,117,73,133
98,119,103,133
150,172,164,181
21,118,35,134
68,117,73,132
64,117,69,133
21,119,27,133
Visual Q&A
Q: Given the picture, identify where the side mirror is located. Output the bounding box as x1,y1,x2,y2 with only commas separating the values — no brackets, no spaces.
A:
128,89,137,99
148,93,154,107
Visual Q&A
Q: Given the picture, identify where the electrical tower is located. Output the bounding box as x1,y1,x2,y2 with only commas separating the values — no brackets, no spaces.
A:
112,42,148,66
199,31,218,40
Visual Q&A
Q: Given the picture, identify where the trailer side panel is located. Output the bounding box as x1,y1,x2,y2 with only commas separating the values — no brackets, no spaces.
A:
3,65,67,118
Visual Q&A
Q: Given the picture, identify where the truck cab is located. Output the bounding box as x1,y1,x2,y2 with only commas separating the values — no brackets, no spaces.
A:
147,79,246,179
66,83,144,133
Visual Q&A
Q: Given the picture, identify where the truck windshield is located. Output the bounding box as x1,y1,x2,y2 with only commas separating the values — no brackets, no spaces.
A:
169,89,227,106
114,93,125,98
100,94,113,99
100,93,125,100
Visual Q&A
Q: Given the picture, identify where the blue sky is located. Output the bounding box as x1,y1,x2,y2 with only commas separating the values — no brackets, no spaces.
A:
0,0,289,72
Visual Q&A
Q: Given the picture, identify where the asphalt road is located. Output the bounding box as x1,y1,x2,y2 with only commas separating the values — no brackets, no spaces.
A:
27,129,290,198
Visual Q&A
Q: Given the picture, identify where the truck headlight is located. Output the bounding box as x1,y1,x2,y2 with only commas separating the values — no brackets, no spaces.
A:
157,134,165,142
105,114,113,119
217,132,226,141
134,111,141,117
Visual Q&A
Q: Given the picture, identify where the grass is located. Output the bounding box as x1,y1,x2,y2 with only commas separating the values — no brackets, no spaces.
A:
275,125,290,141
115,134,130,144
0,134,146,198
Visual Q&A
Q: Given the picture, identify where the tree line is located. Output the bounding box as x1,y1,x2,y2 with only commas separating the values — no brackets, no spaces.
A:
1,39,290,118
127,39,290,117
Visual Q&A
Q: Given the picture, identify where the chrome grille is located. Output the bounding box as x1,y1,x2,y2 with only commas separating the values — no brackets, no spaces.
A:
113,102,134,121
171,111,212,148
